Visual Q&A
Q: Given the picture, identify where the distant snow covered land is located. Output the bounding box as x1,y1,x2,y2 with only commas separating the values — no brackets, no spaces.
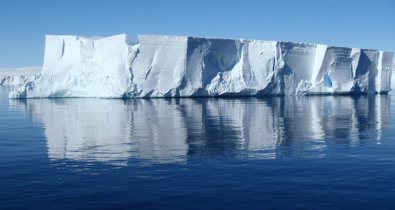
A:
5,34,394,98
0,66,41,87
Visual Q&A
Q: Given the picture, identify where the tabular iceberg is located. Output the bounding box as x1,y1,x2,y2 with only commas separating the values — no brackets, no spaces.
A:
9,34,394,98
0,67,41,87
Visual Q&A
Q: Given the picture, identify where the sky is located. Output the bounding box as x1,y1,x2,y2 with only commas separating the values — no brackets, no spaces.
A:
0,0,394,68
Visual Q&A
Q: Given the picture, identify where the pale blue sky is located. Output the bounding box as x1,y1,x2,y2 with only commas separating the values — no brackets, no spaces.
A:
0,0,394,68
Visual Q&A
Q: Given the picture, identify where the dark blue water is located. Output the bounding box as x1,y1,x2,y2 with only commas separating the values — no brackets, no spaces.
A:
1,87,395,209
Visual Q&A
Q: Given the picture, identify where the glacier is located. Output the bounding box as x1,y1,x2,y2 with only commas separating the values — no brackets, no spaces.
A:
9,34,394,98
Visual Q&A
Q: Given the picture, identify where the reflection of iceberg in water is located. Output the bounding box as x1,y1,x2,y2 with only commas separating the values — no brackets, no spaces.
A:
182,96,390,159
21,99,188,166
125,100,188,164
14,94,391,165
25,99,133,166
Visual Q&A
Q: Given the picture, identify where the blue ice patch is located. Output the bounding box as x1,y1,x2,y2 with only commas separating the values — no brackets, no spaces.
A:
323,74,332,88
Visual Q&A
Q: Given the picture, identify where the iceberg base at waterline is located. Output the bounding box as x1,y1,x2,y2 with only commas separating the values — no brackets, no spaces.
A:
9,34,394,98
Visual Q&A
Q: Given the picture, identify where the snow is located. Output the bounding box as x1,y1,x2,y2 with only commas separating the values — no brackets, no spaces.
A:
0,66,41,87
9,34,394,98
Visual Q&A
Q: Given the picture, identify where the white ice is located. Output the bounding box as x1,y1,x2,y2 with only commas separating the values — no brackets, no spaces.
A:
0,66,41,87
8,34,394,98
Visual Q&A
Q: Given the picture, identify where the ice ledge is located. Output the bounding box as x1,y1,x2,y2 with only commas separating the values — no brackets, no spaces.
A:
9,34,394,98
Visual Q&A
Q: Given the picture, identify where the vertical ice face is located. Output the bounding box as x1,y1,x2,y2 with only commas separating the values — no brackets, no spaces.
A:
377,52,393,93
326,47,354,91
276,42,317,95
392,56,395,91
0,75,32,87
188,37,244,96
0,66,41,87
11,34,135,98
131,35,188,97
311,44,328,84
9,34,393,98
247,40,277,91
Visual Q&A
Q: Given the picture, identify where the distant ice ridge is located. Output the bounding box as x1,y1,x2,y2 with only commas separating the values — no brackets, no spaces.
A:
9,34,394,98
0,66,41,87
392,58,395,91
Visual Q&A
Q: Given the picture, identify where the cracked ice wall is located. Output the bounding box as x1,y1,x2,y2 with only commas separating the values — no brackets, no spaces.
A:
10,34,393,98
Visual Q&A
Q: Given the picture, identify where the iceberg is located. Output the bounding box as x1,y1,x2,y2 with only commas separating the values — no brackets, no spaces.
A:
392,58,395,91
0,66,41,87
9,34,393,98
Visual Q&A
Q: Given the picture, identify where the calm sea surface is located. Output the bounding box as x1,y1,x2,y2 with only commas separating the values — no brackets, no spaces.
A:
1,87,395,209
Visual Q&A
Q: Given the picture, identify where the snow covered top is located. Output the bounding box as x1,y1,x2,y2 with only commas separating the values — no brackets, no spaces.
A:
45,34,124,41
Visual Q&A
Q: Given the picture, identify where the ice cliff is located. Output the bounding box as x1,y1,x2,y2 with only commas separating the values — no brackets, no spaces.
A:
1,75,31,87
0,67,41,87
9,34,394,98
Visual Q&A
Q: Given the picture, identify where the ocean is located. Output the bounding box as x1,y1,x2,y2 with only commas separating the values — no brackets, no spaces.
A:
1,87,395,209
